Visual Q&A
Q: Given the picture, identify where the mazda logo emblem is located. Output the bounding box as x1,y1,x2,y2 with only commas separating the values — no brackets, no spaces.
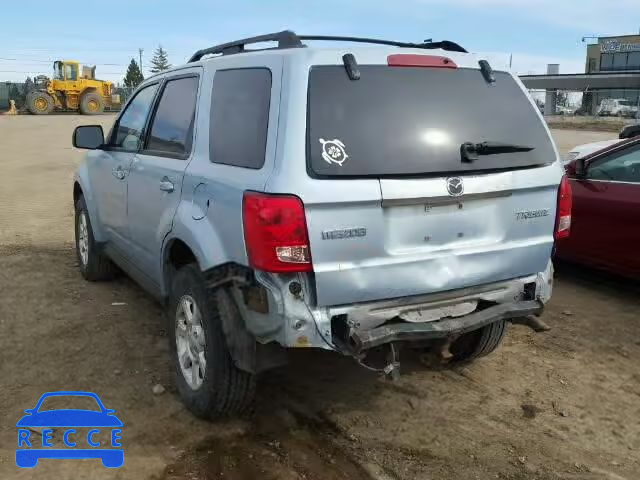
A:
446,177,464,197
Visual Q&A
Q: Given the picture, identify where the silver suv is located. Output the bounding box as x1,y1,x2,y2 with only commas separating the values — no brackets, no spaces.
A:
72,31,570,418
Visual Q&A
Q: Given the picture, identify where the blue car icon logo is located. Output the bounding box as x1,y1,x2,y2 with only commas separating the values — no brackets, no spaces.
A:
16,391,123,468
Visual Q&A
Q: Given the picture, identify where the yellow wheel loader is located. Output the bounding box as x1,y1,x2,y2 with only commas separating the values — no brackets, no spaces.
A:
26,60,119,115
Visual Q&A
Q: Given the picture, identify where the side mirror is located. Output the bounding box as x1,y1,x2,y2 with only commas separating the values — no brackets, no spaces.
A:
574,158,586,177
73,125,104,149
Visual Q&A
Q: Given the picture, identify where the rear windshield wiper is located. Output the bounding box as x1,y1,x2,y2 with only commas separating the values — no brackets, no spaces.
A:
461,141,535,163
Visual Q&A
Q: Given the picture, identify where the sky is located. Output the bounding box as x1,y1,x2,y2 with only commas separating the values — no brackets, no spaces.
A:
1,0,639,83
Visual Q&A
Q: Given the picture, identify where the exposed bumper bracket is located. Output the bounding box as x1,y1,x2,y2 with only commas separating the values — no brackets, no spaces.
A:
349,300,543,353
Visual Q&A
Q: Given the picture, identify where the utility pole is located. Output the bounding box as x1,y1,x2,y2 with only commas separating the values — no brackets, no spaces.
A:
509,54,513,69
138,48,144,73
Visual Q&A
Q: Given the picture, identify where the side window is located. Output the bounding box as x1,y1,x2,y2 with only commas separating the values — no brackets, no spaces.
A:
65,64,77,81
210,68,271,169
110,84,158,151
613,53,628,70
145,76,199,157
629,52,640,70
54,63,63,80
588,145,640,183
600,53,614,70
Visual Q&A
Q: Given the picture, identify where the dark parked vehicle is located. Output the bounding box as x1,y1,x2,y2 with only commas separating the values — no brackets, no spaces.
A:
556,138,640,277
619,123,640,139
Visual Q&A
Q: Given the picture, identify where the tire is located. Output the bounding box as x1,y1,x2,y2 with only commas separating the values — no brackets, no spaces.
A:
169,264,255,419
100,450,124,468
450,319,507,363
14,450,38,468
26,91,54,115
79,92,105,115
74,196,116,281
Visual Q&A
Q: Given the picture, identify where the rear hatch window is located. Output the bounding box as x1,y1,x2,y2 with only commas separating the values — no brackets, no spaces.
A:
307,65,555,177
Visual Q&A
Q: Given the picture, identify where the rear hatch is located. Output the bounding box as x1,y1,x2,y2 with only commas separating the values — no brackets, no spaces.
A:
303,57,561,307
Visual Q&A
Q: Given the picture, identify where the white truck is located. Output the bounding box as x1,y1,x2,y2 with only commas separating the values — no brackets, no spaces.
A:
597,98,638,118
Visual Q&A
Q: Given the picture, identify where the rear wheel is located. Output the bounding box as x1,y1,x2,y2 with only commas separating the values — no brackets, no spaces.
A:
26,91,54,114
80,92,104,114
169,264,255,419
100,450,124,468
450,319,507,362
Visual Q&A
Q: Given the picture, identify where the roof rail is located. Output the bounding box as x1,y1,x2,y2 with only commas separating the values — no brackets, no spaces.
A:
189,30,302,62
188,31,467,62
298,35,467,53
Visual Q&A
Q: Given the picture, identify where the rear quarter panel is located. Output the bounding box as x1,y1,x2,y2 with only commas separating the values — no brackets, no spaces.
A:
161,54,284,288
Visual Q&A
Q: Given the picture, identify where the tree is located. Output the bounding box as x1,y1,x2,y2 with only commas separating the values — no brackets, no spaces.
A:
149,45,171,73
123,59,144,88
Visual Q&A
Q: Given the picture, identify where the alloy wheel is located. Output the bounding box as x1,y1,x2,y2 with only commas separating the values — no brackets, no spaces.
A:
175,295,207,390
78,212,89,267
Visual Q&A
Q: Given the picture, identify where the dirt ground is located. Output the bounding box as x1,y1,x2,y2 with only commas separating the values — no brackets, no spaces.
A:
0,115,638,480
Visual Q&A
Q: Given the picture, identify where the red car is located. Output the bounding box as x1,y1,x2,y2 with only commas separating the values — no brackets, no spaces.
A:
556,137,640,277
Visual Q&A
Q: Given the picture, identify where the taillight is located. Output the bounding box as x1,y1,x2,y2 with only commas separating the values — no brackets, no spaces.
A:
242,192,312,273
554,175,572,239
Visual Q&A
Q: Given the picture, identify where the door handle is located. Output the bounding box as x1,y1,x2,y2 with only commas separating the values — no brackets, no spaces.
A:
112,166,126,180
159,177,175,193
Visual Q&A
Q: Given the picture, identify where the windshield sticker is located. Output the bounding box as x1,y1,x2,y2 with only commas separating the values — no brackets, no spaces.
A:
319,138,349,166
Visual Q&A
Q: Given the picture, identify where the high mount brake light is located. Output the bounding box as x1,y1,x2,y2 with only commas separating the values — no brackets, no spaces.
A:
242,192,312,273
387,54,458,68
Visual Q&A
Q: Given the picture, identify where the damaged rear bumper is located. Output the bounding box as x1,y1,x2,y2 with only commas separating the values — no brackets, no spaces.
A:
235,261,554,352
348,300,543,353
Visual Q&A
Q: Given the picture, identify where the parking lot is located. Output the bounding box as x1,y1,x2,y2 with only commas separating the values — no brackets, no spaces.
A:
0,115,638,479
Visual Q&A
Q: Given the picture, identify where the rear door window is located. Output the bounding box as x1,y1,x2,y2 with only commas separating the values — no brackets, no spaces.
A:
145,76,199,158
210,68,272,169
307,66,556,177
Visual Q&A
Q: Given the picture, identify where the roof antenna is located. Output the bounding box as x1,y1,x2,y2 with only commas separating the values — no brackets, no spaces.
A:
342,53,361,81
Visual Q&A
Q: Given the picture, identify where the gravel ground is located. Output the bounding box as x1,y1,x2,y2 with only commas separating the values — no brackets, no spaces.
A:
0,115,637,479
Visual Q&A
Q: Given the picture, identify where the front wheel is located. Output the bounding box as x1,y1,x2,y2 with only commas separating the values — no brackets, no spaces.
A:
26,91,54,114
14,450,38,468
74,196,116,281
169,264,255,419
